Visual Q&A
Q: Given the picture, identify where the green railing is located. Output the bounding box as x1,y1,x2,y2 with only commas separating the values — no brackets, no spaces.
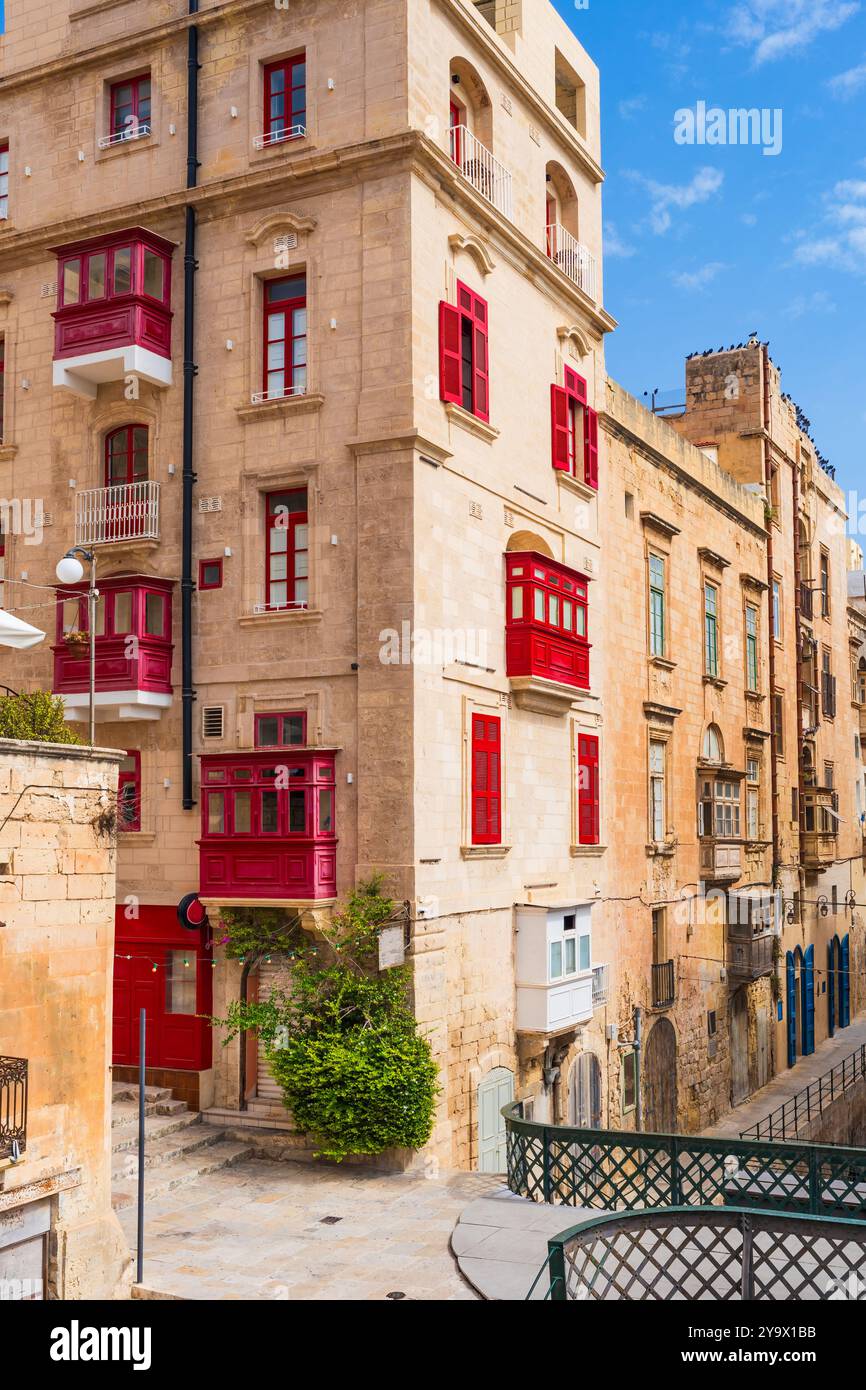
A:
504,1103,866,1219
543,1206,866,1301
741,1044,866,1141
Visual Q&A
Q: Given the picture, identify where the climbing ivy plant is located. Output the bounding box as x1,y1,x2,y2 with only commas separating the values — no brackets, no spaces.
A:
214,878,438,1161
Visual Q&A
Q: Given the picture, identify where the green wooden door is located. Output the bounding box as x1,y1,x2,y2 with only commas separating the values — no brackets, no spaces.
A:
478,1068,514,1173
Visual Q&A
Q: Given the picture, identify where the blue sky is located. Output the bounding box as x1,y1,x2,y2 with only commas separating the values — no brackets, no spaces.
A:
555,0,866,498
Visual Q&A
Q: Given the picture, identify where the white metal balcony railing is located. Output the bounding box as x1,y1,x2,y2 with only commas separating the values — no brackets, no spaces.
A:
546,222,598,301
448,125,513,221
252,124,307,151
97,122,152,151
75,480,160,546
592,964,609,1007
250,381,307,406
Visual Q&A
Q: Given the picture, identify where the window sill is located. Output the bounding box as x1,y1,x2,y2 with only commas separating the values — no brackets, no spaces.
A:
745,689,765,702
238,608,324,628
649,655,677,672
461,844,512,860
556,471,597,502
250,134,316,167
571,843,607,858
236,392,324,423
703,675,728,690
445,403,499,444
95,133,158,164
646,842,677,859
119,831,157,845
744,840,772,851
0,443,19,462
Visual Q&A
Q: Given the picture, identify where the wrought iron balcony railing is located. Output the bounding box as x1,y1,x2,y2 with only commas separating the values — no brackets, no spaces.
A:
545,222,598,301
651,959,676,1009
591,964,609,1007
742,1044,866,1142
448,125,513,220
74,480,160,546
0,1056,28,1161
541,1207,866,1302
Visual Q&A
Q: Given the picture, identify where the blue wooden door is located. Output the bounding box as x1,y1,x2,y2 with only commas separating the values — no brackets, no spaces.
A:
803,945,816,1057
841,935,851,1029
786,952,797,1068
828,940,836,1038
478,1068,514,1173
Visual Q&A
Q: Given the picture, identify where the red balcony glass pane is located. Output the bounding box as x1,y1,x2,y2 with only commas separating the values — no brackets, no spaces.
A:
53,574,174,702
505,551,592,692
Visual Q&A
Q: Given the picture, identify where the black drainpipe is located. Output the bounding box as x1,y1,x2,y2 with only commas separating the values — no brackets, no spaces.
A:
182,0,200,810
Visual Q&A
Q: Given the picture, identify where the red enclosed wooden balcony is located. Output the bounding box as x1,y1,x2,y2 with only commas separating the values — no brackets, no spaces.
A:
52,574,174,722
198,751,338,905
505,552,592,715
51,227,174,398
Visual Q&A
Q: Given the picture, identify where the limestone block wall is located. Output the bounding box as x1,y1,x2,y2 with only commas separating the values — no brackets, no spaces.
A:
0,738,129,1299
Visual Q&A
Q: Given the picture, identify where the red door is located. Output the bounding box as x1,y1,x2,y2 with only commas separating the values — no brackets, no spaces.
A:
113,906,212,1071
104,424,148,540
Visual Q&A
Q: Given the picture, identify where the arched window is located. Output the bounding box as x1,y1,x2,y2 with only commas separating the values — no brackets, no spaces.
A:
105,424,148,489
702,725,724,763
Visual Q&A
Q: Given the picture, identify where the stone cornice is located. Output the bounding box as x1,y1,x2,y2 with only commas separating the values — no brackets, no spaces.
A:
430,0,605,188
0,0,270,94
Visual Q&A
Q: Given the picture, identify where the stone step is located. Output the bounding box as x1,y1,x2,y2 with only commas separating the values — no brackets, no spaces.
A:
112,1082,174,1105
111,1122,222,1180
112,1109,202,1156
111,1139,254,1212
111,1098,189,1129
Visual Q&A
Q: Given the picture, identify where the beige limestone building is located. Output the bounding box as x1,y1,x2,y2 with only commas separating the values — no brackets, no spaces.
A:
1,0,862,1175
0,739,129,1299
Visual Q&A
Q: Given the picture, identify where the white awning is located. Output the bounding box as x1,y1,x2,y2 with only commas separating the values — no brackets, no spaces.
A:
0,610,46,650
824,806,845,825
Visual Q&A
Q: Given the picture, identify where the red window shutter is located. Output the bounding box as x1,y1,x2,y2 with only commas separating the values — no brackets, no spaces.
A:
564,367,588,405
584,406,599,490
470,291,489,422
578,734,600,845
472,715,502,846
439,301,462,405
551,385,571,471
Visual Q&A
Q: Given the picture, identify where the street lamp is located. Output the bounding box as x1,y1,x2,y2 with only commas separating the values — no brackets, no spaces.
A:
55,546,98,747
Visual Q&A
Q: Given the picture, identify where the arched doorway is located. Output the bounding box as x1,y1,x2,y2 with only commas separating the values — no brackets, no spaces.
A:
730,990,750,1106
568,1052,602,1129
477,1067,514,1173
643,1018,677,1134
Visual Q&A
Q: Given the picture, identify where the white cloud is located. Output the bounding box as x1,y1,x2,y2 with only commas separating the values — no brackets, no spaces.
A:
790,173,866,273
618,95,647,120
671,261,728,291
728,0,860,66
828,55,866,96
741,212,759,226
627,166,724,234
604,222,636,258
784,290,838,317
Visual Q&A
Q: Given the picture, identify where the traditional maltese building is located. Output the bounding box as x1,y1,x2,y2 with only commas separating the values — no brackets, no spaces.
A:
0,0,615,1171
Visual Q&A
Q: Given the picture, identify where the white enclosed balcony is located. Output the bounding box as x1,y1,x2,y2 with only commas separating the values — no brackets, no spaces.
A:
74,480,160,547
515,904,597,1037
448,125,513,221
546,223,598,300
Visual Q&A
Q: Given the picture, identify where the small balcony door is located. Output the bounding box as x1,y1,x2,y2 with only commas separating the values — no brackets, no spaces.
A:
104,425,148,540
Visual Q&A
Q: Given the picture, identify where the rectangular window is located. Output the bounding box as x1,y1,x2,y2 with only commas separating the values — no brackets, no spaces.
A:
698,778,741,839
265,488,308,610
0,142,8,221
439,281,489,422
550,368,597,488
747,757,760,841
649,554,666,658
704,582,719,677
0,335,4,442
577,734,600,846
820,549,830,618
745,603,759,692
772,579,781,641
264,274,307,398
255,711,307,748
263,54,306,142
198,558,223,591
110,73,151,138
471,714,502,846
164,950,196,1016
649,739,666,843
118,751,141,831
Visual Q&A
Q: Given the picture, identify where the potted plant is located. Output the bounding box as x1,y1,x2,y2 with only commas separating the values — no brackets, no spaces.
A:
64,629,90,654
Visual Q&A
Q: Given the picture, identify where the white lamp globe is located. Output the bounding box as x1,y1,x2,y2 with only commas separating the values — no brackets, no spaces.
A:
56,555,85,585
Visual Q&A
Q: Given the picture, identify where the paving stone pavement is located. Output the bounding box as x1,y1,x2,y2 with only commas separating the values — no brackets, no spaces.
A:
119,1156,501,1301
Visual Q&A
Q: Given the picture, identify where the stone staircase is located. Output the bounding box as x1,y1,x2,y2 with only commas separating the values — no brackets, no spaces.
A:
111,1082,254,1212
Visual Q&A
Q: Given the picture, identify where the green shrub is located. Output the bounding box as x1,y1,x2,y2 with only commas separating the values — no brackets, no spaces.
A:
214,878,438,1160
0,692,80,745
